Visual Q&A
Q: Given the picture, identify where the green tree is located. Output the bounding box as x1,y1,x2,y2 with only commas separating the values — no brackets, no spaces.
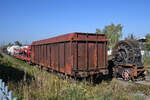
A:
14,41,22,46
125,33,137,40
96,28,102,34
144,34,150,51
99,23,123,50
7,42,14,47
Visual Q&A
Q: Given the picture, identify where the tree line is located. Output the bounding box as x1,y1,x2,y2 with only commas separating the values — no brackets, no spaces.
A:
96,23,150,51
7,41,22,47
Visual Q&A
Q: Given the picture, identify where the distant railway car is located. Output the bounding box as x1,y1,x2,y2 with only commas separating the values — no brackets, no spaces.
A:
14,46,32,62
31,32,108,77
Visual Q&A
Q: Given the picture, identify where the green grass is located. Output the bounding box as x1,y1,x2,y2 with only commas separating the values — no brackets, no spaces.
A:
0,52,150,100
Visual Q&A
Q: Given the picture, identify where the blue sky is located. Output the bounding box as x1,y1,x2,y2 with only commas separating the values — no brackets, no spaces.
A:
0,0,150,45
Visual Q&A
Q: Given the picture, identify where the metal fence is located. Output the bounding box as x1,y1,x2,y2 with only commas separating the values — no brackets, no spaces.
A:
0,79,17,100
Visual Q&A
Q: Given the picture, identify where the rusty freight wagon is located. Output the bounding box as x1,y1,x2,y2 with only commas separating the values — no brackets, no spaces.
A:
31,32,108,77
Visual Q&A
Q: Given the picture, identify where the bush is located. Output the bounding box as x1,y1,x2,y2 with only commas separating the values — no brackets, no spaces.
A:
143,56,150,67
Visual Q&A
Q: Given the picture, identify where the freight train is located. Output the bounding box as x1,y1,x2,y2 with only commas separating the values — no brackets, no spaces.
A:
6,32,146,81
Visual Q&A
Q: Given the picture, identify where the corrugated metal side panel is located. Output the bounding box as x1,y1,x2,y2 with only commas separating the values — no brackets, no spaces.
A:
42,45,44,65
40,45,43,65
34,46,36,63
78,43,86,70
64,42,71,74
37,45,39,64
98,43,102,68
104,42,107,67
72,41,107,72
39,45,41,65
45,45,48,66
46,45,49,67
72,42,78,71
45,45,48,67
59,43,65,72
57,43,60,72
97,42,107,68
71,42,78,71
44,45,46,66
47,44,50,67
88,43,96,70
38,42,71,75
36,46,38,64
34,45,37,64
42,45,45,66
51,44,54,69
54,43,58,71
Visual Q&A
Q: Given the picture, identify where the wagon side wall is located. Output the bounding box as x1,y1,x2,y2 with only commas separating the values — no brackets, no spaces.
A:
31,33,108,77
71,33,108,76
31,42,73,75
72,41,108,76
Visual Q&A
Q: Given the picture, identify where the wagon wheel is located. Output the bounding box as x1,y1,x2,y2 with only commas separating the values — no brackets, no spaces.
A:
122,69,132,81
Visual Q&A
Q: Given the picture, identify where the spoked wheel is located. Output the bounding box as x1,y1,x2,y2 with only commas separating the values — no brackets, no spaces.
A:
122,69,131,81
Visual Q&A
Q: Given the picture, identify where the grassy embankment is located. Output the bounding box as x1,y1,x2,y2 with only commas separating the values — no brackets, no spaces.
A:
0,51,150,100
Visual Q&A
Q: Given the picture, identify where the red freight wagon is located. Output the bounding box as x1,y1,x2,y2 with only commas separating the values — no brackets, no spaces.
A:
13,46,32,62
31,32,108,77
